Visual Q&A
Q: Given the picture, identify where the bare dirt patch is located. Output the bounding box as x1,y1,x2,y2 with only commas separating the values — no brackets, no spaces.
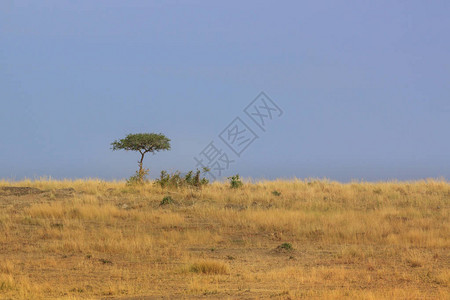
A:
0,186,45,196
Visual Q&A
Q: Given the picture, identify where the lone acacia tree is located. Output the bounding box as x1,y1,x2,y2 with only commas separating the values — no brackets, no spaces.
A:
111,133,171,183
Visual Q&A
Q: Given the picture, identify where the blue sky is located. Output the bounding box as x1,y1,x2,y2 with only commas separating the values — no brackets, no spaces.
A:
1,1,449,181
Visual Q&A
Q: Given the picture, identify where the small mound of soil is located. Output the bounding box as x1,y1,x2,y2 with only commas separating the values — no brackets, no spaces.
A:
0,186,44,196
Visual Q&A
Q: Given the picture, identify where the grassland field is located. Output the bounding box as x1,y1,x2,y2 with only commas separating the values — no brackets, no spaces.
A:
0,178,448,299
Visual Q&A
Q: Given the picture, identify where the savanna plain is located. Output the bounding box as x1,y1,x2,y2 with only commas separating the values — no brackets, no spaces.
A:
0,179,448,299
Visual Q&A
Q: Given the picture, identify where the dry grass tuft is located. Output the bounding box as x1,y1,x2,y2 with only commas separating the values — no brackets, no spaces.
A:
189,260,230,275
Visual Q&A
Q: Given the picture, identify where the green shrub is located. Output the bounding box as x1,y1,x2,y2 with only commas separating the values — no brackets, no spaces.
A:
126,168,149,185
183,169,210,187
278,243,293,250
272,190,281,196
155,168,209,189
160,196,175,206
227,174,243,189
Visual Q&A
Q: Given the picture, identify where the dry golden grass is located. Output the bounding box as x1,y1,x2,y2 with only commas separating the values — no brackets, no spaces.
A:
0,178,448,299
189,260,230,275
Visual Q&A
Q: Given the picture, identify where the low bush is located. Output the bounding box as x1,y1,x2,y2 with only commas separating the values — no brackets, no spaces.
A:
227,174,243,189
278,243,293,250
272,190,281,196
126,168,150,185
155,168,209,189
160,196,175,206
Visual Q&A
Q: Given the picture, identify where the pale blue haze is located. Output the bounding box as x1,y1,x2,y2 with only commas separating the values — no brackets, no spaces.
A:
1,1,449,181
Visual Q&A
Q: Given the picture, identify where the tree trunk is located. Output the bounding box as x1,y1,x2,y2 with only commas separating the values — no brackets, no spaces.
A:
138,152,145,183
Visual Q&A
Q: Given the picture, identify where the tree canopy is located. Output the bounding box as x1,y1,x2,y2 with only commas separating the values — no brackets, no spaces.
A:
111,133,171,154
